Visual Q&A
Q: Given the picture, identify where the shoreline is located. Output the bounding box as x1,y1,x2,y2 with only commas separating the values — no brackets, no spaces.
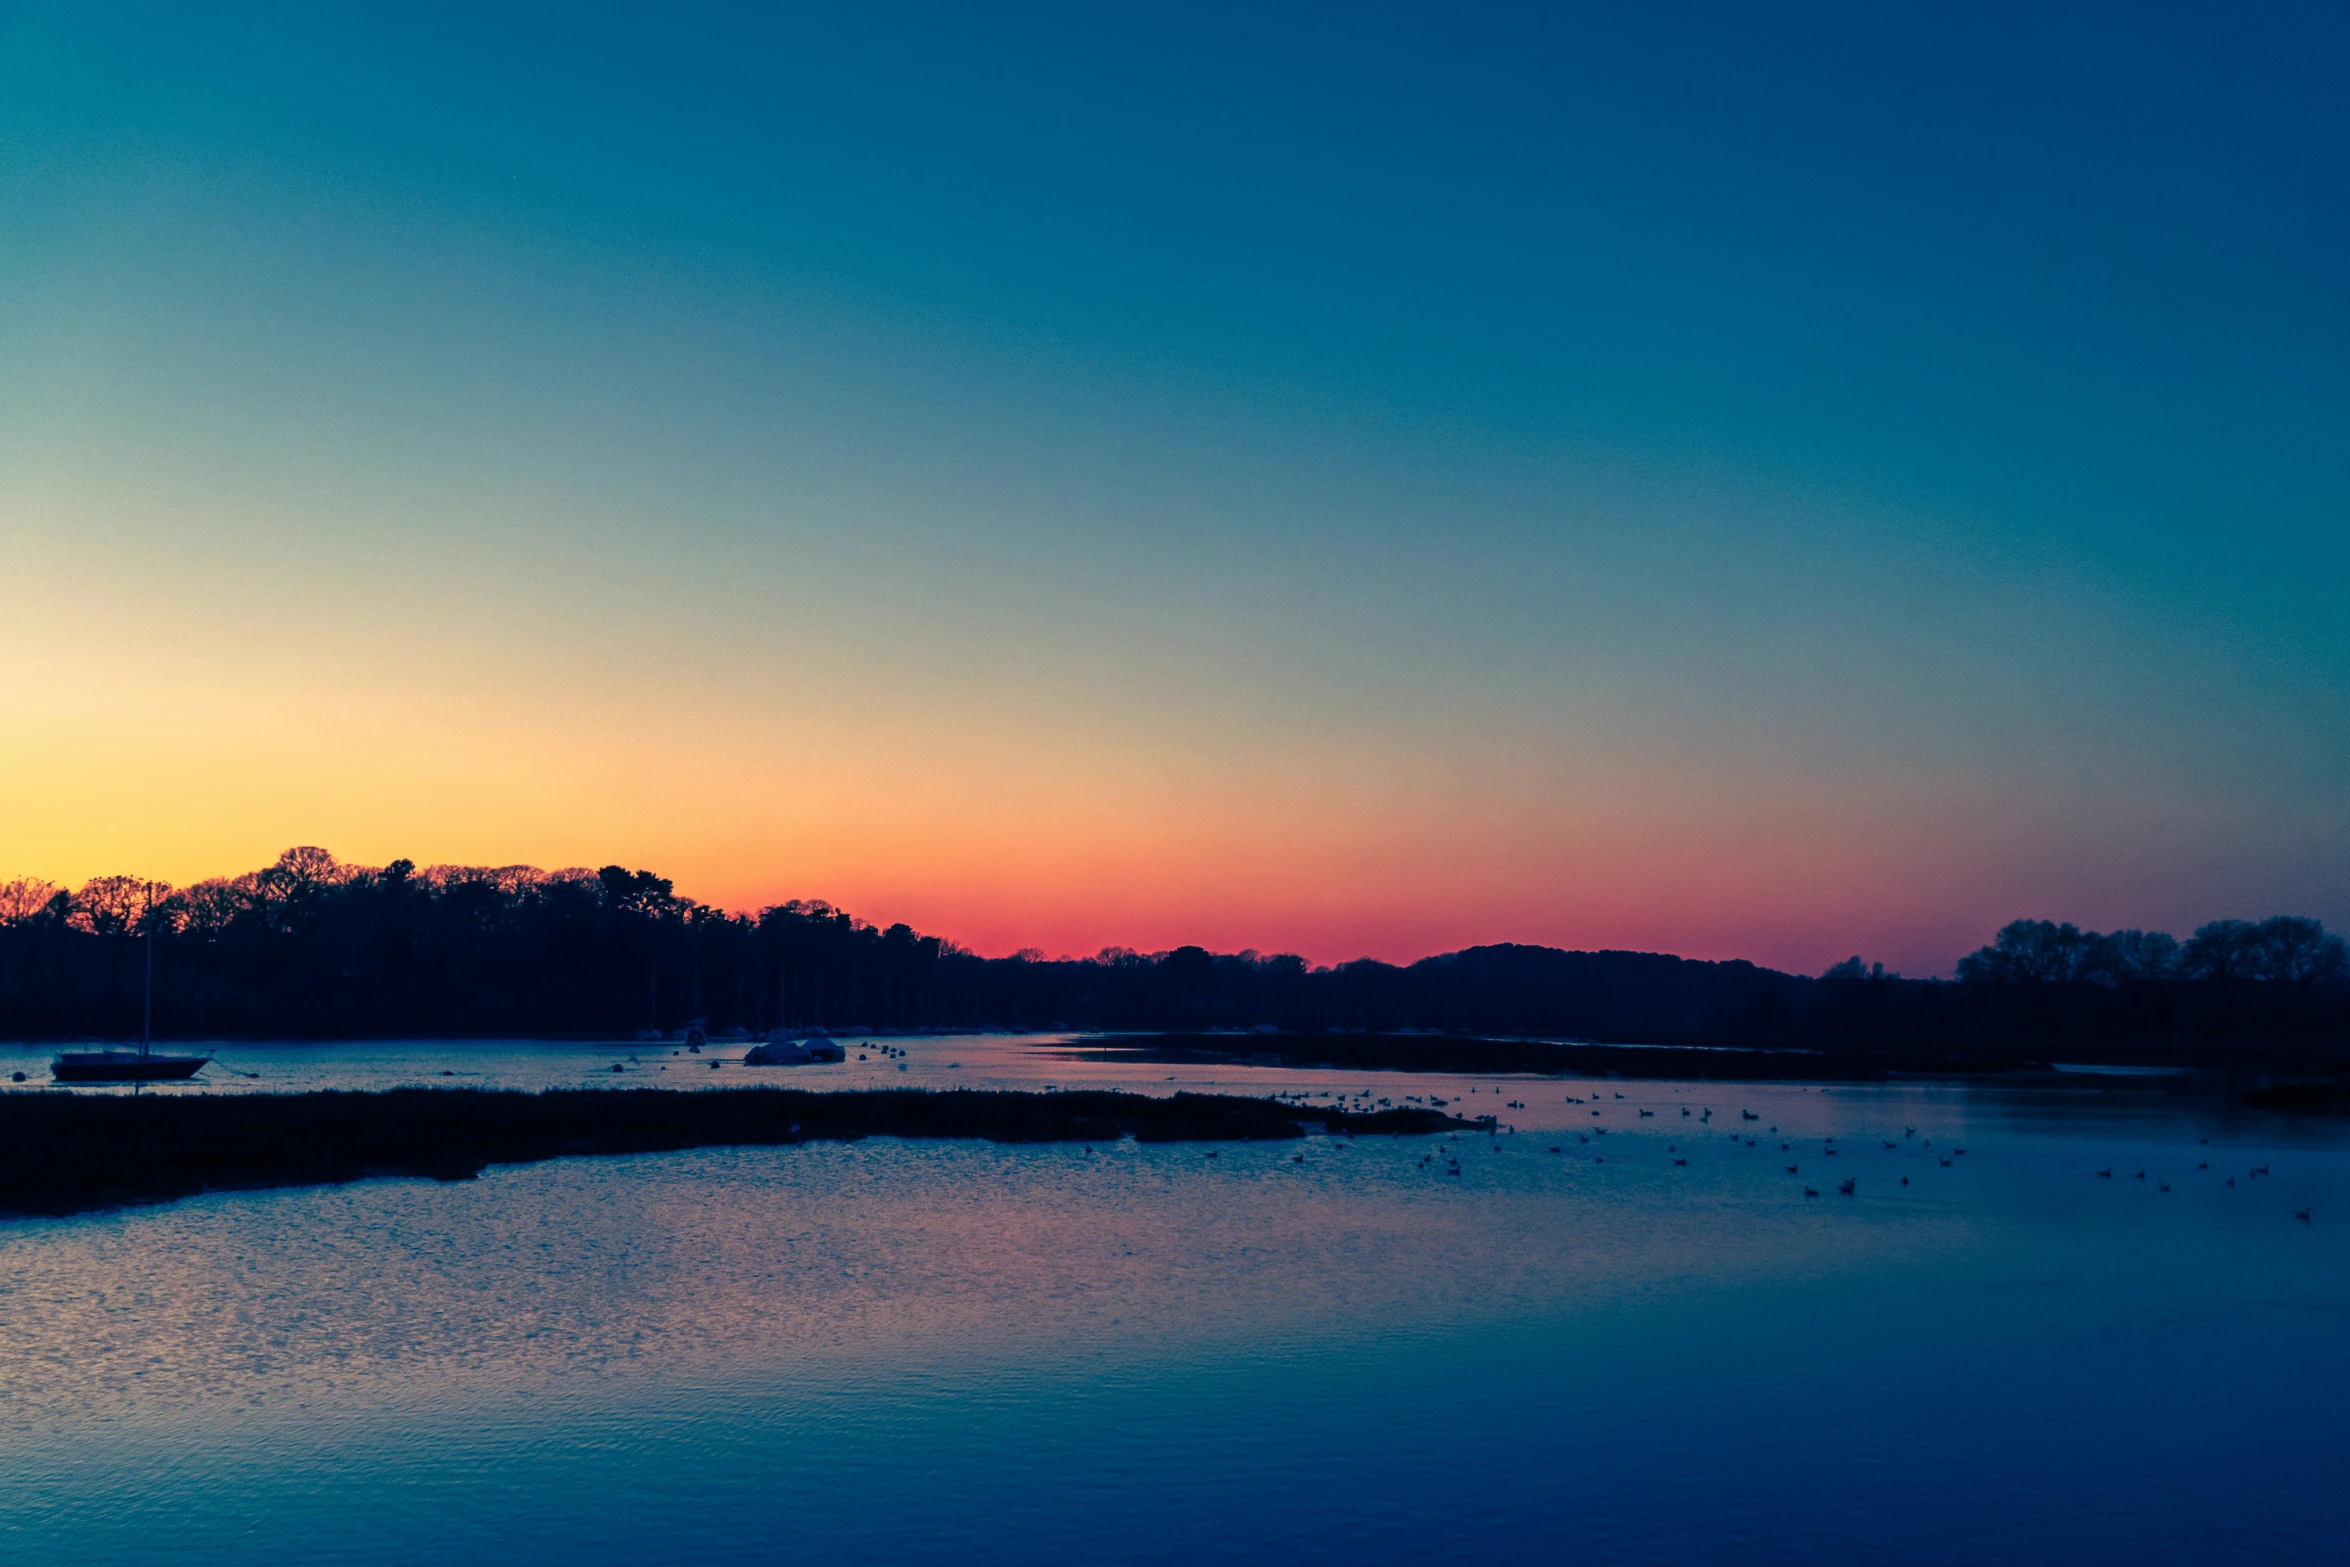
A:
1070,1031,2350,1083
9,1026,2343,1078
0,1086,1469,1220
18,1024,2350,1071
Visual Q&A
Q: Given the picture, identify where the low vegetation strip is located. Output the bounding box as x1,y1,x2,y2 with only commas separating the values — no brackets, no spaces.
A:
1097,1032,2053,1080
0,1087,1464,1218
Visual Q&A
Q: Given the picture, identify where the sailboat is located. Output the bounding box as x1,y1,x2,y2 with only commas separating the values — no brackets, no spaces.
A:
52,889,211,1084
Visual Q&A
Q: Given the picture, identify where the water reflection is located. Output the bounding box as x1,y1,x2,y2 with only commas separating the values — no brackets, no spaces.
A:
2,1055,2346,1566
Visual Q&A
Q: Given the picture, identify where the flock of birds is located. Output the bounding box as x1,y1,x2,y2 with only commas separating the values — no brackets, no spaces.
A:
2084,1147,2313,1222
1269,1082,2316,1225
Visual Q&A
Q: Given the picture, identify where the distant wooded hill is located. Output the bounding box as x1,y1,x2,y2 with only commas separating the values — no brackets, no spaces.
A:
2,850,2343,1062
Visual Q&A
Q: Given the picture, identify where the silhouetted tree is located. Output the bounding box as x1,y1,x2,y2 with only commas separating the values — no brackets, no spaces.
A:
70,876,159,938
0,879,60,926
1955,920,2100,983
2181,920,2262,981
2099,929,2180,983
2247,916,2347,989
2,849,2345,1055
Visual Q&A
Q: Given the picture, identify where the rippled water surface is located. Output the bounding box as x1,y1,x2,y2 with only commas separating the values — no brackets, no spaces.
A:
3,1037,2345,1564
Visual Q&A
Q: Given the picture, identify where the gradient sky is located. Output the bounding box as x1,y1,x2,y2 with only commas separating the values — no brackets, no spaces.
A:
3,1,2345,975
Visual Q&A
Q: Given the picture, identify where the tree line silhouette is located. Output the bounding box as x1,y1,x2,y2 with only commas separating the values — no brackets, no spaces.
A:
1,850,2343,1059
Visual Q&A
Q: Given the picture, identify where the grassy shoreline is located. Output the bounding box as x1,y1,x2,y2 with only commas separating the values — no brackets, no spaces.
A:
1081,1030,2350,1080
0,1086,1467,1219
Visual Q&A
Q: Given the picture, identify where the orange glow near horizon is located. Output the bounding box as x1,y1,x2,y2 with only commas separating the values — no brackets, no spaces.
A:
3,563,2321,982
0,629,2185,979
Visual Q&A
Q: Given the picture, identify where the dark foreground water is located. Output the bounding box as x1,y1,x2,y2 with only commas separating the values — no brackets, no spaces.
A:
2,1044,2345,1565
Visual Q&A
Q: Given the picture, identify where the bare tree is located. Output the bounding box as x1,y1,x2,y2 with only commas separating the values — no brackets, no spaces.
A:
1956,920,2099,982
0,877,60,925
2249,916,2347,988
274,846,344,884
2101,929,2181,982
70,875,163,937
2181,920,2262,981
253,847,347,932
177,875,260,936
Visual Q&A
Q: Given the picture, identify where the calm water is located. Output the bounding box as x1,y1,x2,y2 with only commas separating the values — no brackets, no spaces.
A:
3,1037,2346,1564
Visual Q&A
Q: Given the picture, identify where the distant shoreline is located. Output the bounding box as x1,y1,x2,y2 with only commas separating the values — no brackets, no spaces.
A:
1072,1029,2350,1082
0,1086,1468,1220
7,1026,2344,1080
11,866,2345,1058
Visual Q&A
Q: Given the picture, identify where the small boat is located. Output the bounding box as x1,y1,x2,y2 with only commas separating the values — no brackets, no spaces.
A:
53,1049,210,1083
743,1029,845,1066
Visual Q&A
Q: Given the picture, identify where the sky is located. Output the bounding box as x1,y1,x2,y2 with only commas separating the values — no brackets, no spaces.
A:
2,1,2345,976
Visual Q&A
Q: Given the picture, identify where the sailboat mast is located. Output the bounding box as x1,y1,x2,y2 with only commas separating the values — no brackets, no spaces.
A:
142,900,154,1058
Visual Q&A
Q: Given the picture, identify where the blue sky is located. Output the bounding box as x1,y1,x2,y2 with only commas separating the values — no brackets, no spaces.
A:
3,1,2344,972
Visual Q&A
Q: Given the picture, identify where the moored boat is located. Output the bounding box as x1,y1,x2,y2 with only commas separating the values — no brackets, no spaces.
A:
51,882,212,1084
52,1049,211,1083
743,1029,845,1066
